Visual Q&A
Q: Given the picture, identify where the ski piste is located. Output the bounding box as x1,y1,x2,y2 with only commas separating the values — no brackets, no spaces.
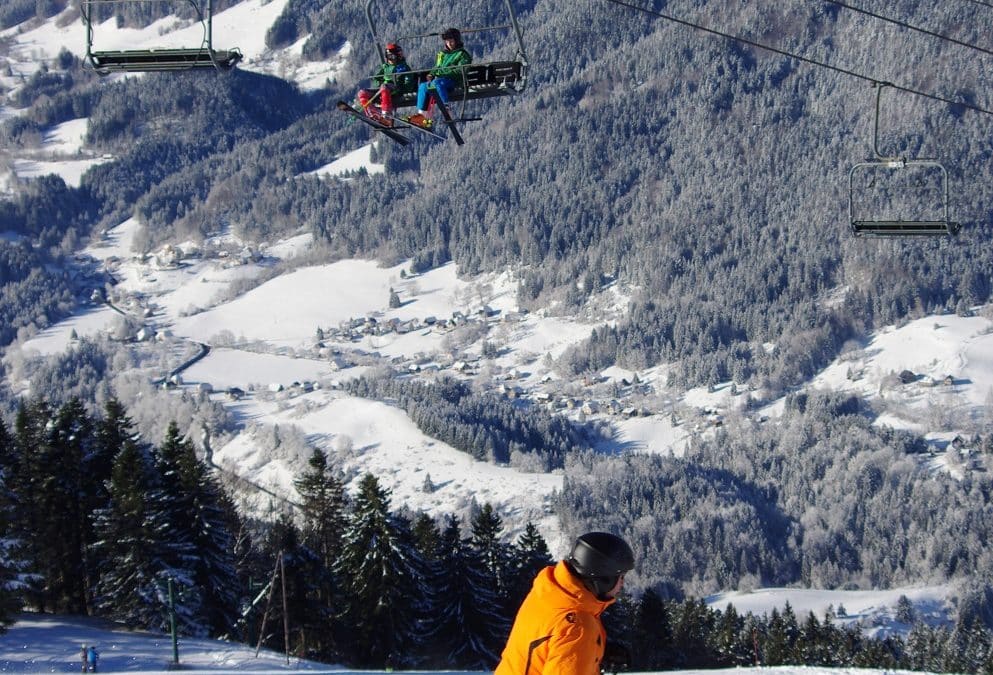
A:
336,101,409,145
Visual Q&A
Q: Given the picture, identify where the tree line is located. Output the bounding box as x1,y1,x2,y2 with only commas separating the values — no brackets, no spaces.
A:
5,395,993,670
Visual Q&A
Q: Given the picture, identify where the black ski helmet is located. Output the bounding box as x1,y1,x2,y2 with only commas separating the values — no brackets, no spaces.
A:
441,27,462,43
566,531,635,600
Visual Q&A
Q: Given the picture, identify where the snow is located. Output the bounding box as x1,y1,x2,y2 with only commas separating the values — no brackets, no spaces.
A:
310,144,385,178
707,586,954,637
0,611,940,674
1,0,340,91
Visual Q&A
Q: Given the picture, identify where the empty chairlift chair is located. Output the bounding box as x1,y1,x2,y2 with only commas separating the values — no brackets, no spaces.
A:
848,83,960,238
82,0,242,74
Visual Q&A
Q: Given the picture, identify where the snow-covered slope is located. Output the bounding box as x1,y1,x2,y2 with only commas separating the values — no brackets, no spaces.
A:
0,612,938,674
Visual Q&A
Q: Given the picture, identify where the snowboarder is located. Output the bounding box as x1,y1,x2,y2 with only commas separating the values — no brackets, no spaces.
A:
494,531,635,675
405,28,471,129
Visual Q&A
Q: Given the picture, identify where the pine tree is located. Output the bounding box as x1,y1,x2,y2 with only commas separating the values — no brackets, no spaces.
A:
91,430,170,629
20,398,95,613
291,449,347,659
423,515,508,669
152,421,240,636
470,503,511,613
293,449,347,571
12,399,49,611
256,515,329,660
506,521,553,611
0,416,26,631
411,512,441,563
632,589,675,670
335,473,425,667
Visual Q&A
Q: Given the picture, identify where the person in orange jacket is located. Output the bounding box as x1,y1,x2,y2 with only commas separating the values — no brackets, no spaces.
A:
494,532,635,675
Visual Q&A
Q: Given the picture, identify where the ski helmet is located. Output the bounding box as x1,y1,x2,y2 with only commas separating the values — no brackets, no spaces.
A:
385,42,402,56
566,531,634,600
441,28,461,43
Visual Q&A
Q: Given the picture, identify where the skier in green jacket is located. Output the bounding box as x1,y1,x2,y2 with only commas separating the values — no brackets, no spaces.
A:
357,42,414,126
405,28,471,129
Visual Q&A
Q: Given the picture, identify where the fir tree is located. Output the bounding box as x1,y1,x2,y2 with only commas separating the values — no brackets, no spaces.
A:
291,449,347,659
293,449,347,572
91,431,169,629
423,515,507,669
0,417,26,631
506,522,553,611
335,473,424,668
153,421,240,636
411,512,441,563
470,503,511,613
256,515,330,660
632,589,675,670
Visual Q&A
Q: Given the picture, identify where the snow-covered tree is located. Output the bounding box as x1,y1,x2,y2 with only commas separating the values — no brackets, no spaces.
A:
506,521,553,610
423,515,508,669
152,421,239,636
0,418,26,631
470,503,511,611
335,473,425,667
91,428,171,629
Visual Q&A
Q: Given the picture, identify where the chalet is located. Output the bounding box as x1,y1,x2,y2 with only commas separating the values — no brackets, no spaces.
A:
226,387,245,401
898,370,917,385
581,401,599,415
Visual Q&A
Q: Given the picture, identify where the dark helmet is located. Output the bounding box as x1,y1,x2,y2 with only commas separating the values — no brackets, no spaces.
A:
441,27,461,43
566,532,634,600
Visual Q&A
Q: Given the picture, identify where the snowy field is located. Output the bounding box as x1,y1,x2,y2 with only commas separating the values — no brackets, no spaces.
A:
0,613,936,674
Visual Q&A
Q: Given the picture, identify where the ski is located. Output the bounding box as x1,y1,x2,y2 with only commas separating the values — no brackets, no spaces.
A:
436,103,465,145
394,116,447,142
336,101,409,146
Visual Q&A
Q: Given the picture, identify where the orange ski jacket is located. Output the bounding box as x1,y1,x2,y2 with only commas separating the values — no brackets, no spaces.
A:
494,561,614,675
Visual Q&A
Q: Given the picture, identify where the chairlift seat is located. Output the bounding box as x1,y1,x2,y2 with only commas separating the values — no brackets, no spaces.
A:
851,220,960,237
390,61,525,108
89,48,242,73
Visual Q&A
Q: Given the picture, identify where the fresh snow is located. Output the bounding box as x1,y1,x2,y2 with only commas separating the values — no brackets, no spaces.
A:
0,611,942,674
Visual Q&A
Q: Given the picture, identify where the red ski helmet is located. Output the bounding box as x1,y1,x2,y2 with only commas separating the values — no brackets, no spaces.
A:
385,43,402,56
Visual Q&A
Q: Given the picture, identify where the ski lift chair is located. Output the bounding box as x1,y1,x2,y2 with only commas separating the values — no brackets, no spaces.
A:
848,83,960,238
364,0,529,112
82,0,242,74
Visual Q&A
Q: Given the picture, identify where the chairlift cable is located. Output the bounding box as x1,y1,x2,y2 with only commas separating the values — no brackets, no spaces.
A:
821,0,993,58
963,0,993,9
397,24,513,41
599,0,993,117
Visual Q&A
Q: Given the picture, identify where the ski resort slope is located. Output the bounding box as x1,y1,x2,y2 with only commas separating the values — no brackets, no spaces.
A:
0,612,937,674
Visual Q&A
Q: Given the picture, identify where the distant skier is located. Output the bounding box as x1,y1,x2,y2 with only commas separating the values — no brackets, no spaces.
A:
494,531,635,675
85,644,99,672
